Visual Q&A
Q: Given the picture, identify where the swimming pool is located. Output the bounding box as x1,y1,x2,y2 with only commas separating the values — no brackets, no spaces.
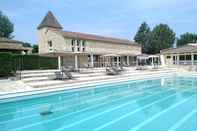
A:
1,76,197,131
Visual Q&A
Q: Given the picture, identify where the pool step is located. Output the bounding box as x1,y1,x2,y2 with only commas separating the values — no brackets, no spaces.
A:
21,69,59,74
21,68,138,82
20,68,134,82
26,69,176,88
20,69,106,79
21,72,107,82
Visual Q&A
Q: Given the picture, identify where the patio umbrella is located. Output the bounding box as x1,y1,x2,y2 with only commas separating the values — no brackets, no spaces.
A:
100,54,121,57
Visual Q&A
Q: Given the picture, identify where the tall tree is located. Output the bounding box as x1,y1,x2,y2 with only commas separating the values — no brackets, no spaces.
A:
147,24,175,54
177,33,197,47
0,11,14,38
134,22,151,53
22,42,32,47
32,45,38,53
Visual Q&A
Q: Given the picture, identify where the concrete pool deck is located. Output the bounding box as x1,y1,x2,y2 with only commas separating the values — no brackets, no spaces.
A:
0,79,33,94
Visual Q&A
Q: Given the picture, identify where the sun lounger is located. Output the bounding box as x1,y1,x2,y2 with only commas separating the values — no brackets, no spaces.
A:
112,67,122,72
54,71,66,80
62,70,73,79
106,67,119,75
119,66,125,71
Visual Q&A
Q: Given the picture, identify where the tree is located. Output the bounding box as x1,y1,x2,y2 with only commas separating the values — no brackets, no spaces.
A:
147,24,175,54
134,22,151,53
177,33,197,47
32,45,38,53
22,42,32,47
0,11,14,38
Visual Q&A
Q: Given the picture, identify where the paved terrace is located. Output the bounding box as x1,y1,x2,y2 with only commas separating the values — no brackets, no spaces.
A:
0,67,178,100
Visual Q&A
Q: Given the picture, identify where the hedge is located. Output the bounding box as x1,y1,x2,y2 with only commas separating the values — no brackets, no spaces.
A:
0,53,58,77
0,53,13,76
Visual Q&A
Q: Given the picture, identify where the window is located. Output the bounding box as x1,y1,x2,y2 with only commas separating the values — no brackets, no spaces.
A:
186,55,191,60
166,56,171,59
71,39,75,52
77,40,80,46
179,55,185,60
82,40,86,52
82,40,86,46
72,47,75,52
71,39,86,52
173,56,176,60
48,41,52,47
194,55,197,60
71,40,75,46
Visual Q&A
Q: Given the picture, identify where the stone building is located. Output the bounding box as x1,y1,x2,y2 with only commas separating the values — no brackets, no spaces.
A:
37,11,141,70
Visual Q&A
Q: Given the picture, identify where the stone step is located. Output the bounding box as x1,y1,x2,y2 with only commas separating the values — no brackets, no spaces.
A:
21,69,59,74
20,69,107,78
21,73,56,79
21,71,106,79
21,69,140,82
27,70,176,88
22,72,106,82
44,72,174,89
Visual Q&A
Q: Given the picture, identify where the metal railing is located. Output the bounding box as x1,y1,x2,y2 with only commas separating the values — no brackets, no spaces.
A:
173,60,197,65
89,61,137,67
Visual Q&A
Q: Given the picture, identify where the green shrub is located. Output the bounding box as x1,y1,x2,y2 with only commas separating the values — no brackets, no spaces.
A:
39,57,58,69
22,55,40,70
0,52,13,76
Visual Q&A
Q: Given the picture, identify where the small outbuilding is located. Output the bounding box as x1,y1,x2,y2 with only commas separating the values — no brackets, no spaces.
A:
0,38,32,54
160,43,197,66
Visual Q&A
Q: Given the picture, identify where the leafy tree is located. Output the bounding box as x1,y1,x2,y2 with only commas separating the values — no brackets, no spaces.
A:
32,45,38,53
177,33,197,47
0,11,14,38
147,24,175,54
134,22,151,53
22,42,32,47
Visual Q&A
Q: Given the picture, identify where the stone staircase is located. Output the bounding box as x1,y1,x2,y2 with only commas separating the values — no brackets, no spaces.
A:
20,67,177,89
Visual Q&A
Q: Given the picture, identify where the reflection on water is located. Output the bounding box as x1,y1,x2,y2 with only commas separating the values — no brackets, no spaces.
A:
0,107,16,130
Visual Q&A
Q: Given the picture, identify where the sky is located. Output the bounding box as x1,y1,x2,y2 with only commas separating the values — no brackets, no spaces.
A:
0,0,197,44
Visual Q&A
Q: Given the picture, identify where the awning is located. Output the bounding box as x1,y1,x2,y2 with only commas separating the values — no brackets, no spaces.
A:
137,54,149,60
148,55,160,58
100,54,121,57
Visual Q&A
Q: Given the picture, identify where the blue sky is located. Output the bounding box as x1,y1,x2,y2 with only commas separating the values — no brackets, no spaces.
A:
0,0,196,44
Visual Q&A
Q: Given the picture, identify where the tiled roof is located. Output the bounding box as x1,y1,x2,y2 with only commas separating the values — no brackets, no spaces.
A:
0,38,31,51
55,30,139,46
37,11,63,30
161,44,197,54
38,11,140,46
0,37,23,44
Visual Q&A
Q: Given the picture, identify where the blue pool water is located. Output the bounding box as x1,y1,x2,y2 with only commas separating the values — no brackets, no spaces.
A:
1,76,197,131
